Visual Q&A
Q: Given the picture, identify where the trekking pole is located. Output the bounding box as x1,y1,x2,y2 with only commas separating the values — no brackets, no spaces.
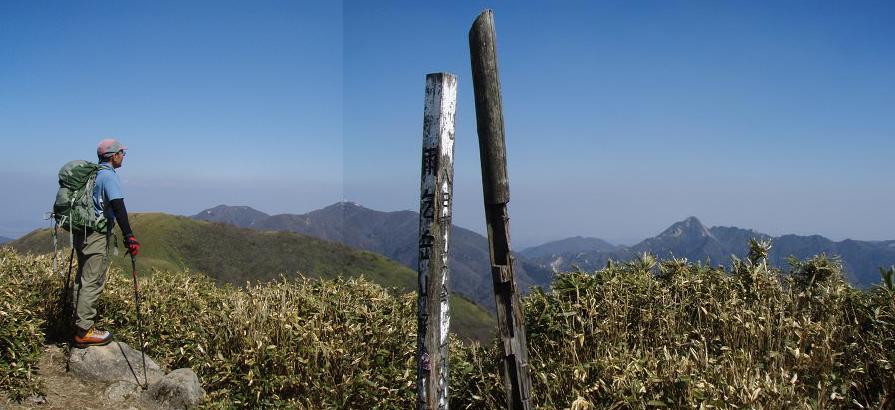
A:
129,253,148,389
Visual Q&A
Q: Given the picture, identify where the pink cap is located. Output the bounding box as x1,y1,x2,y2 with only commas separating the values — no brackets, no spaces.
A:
97,138,128,157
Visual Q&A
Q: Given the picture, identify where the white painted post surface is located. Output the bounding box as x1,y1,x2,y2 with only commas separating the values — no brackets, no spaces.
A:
417,72,458,410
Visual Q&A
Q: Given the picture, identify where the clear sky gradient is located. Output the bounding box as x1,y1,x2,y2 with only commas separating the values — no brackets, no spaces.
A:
2,1,893,247
0,1,343,238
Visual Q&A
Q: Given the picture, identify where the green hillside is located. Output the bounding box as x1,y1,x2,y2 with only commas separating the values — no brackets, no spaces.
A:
8,213,495,341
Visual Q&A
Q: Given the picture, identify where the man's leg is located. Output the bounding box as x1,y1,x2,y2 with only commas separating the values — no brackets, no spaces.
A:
72,231,112,345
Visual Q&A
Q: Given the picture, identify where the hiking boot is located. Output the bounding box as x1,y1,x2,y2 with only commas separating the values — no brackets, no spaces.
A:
73,326,113,348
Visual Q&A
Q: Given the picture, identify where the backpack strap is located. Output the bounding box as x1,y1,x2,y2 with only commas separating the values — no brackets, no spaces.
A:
91,165,109,232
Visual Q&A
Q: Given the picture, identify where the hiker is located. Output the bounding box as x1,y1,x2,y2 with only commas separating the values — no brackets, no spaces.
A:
71,138,141,348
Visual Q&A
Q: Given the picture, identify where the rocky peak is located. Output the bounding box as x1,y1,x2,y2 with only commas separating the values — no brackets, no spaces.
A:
658,216,713,240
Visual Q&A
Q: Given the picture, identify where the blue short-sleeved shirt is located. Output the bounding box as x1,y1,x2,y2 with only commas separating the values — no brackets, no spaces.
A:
93,162,124,228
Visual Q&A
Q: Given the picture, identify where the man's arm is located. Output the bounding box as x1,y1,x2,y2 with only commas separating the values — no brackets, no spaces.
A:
109,198,140,255
109,198,133,237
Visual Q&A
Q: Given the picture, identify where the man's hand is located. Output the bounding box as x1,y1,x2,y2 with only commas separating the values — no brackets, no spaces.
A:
124,235,141,256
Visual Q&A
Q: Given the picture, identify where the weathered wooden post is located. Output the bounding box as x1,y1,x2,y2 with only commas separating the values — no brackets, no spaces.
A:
417,72,458,410
469,10,533,410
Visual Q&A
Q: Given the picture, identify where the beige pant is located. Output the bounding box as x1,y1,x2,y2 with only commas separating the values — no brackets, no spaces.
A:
73,231,110,331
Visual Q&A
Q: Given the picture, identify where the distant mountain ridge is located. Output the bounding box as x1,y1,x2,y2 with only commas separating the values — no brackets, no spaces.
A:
194,204,895,291
193,203,553,310
0,236,12,245
525,216,895,287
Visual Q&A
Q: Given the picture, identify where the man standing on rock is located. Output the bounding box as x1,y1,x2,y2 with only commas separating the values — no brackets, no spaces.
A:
72,138,141,348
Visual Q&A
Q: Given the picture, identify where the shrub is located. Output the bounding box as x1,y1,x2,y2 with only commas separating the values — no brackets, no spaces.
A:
0,251,47,401
451,247,895,409
0,249,422,408
1,245,893,408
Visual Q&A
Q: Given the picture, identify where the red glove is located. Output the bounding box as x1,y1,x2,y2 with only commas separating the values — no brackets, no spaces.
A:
124,235,141,256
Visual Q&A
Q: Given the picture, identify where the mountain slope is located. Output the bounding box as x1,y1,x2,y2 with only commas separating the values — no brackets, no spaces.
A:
520,236,617,259
10,213,412,287
8,213,495,341
193,203,553,310
0,236,12,245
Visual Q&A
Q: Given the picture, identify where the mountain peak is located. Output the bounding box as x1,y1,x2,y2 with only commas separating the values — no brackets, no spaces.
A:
192,205,269,228
322,201,365,211
199,204,264,213
681,216,702,225
659,216,712,239
204,204,231,212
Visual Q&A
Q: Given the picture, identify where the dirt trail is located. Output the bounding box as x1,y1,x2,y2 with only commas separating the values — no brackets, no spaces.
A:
1,345,148,410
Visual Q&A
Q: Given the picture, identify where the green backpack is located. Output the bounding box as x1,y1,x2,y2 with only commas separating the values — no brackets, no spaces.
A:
52,160,108,233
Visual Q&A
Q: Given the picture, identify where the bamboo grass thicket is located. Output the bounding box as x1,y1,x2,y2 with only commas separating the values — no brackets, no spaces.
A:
1,245,894,408
452,244,895,409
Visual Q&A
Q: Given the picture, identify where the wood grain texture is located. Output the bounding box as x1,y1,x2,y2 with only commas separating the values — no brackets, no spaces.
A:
469,9,510,205
469,10,533,410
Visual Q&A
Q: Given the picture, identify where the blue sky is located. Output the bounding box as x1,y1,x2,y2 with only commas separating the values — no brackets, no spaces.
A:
343,1,894,245
1,1,893,246
0,1,343,238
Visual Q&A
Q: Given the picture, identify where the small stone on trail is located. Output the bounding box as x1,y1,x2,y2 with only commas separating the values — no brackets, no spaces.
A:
26,395,47,404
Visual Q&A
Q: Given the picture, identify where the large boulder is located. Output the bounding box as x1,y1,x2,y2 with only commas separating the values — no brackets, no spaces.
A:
69,342,164,386
142,368,206,409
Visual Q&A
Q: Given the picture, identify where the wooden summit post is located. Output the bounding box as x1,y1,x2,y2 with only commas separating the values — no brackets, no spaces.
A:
469,10,533,410
417,72,458,410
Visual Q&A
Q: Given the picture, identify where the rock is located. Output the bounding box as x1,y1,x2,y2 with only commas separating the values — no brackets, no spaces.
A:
143,368,206,409
26,395,47,404
69,341,165,386
104,380,142,402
